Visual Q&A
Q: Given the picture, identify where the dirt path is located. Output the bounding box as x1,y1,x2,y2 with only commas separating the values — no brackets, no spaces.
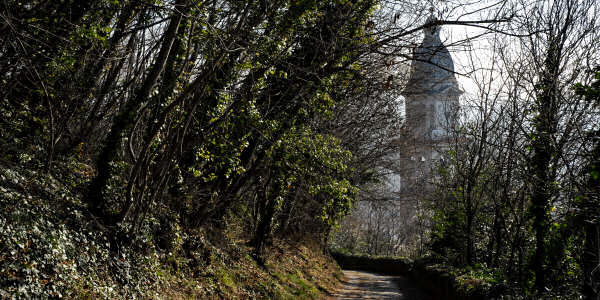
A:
332,270,431,300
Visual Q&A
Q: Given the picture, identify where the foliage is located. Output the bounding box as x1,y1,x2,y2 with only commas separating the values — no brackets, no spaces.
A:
0,159,343,298
0,161,172,298
426,0,600,296
0,0,390,297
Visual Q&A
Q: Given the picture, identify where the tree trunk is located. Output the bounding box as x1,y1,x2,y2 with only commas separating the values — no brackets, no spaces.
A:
88,2,184,219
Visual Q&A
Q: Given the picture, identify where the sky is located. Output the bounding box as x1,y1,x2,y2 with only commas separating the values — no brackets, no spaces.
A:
438,0,505,99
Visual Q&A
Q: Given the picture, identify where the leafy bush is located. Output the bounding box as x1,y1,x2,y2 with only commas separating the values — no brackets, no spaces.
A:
0,163,172,298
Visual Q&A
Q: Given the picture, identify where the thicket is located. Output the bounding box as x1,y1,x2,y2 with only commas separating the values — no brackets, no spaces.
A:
428,0,600,297
0,0,398,297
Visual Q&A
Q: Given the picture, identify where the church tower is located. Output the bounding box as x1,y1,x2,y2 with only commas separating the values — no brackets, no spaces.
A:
400,15,462,191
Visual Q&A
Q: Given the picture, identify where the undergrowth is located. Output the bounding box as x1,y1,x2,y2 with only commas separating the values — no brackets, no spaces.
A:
0,157,342,299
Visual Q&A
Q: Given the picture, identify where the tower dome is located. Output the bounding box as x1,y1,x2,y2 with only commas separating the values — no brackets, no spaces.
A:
402,16,461,96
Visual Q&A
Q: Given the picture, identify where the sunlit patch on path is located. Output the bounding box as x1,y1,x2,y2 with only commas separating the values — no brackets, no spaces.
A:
332,270,431,300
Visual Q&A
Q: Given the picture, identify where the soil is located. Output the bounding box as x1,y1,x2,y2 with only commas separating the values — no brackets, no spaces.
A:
331,270,432,300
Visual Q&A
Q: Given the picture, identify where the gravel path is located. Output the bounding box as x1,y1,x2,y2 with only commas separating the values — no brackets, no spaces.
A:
332,270,431,300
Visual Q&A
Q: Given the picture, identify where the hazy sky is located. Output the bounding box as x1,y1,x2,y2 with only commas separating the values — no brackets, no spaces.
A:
437,0,504,99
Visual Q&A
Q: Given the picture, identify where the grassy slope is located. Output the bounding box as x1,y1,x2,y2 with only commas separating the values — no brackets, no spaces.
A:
0,157,342,299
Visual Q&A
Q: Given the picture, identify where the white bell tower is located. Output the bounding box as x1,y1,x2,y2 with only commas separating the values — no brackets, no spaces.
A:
400,13,462,191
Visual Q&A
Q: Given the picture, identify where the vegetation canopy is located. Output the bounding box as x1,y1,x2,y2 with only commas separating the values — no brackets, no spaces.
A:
1,0,598,298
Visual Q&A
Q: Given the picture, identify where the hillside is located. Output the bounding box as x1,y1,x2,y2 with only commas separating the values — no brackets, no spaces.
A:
0,158,343,298
0,0,388,297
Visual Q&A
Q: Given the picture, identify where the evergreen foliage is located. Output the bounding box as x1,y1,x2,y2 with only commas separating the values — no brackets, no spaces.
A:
0,0,389,296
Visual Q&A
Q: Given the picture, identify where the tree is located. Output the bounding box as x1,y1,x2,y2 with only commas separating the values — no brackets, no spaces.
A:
427,0,600,296
574,68,600,299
